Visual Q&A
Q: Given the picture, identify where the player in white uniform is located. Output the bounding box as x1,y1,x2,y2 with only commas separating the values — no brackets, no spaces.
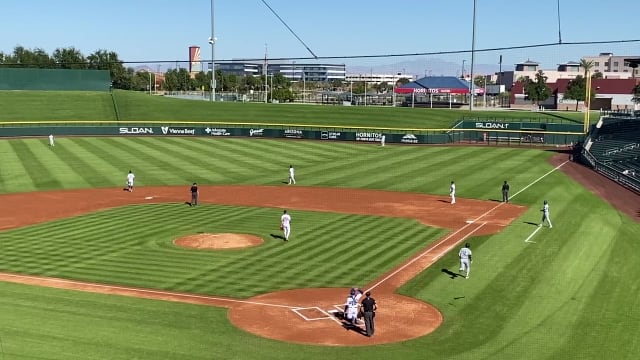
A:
450,181,456,204
459,242,472,279
539,200,552,228
126,170,135,192
380,135,386,147
48,134,55,147
343,288,361,327
281,209,291,241
288,165,296,185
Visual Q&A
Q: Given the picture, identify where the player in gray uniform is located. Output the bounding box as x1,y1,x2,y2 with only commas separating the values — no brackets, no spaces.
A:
458,243,472,279
539,200,552,228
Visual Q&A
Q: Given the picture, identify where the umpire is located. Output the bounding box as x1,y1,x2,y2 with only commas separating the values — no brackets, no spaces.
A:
361,291,377,337
190,182,199,206
502,180,510,203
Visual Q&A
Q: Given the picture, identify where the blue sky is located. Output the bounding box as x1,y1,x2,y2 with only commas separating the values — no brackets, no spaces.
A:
1,0,639,75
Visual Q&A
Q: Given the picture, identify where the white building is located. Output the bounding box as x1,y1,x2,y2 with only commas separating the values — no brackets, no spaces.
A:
345,73,414,85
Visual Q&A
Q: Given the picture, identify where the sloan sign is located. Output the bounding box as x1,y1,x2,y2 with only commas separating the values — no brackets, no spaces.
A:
119,127,154,134
475,122,510,129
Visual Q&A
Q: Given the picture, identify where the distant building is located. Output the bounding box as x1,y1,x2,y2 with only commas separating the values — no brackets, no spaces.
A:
188,46,201,76
582,52,640,75
345,73,414,84
214,61,346,82
497,57,638,89
510,78,640,110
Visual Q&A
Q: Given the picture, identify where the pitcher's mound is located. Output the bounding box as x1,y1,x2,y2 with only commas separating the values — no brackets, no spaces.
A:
174,233,263,249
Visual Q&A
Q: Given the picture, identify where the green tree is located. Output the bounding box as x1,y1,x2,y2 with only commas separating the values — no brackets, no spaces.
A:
632,84,640,104
52,47,86,69
591,71,603,79
8,46,53,68
396,77,410,87
524,70,551,106
563,75,596,111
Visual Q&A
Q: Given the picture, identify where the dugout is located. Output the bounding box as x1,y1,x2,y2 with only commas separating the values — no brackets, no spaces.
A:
0,68,111,91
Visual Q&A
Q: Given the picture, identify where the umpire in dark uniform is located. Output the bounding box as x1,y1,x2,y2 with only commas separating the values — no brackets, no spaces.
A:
501,180,510,203
190,182,199,206
361,291,377,337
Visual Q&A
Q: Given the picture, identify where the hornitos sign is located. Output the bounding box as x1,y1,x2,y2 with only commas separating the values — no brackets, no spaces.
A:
356,132,382,142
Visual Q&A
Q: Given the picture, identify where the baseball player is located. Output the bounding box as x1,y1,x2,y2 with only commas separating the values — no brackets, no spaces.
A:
48,134,55,147
539,200,552,228
190,182,199,206
288,165,296,185
458,242,472,279
502,180,510,202
343,288,361,328
380,134,386,147
126,170,135,192
450,181,456,204
281,209,291,241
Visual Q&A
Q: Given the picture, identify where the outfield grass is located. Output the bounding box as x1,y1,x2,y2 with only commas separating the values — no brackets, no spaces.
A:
0,137,639,359
0,90,587,129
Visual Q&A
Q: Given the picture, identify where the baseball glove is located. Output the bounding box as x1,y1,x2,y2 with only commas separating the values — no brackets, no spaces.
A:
279,225,284,230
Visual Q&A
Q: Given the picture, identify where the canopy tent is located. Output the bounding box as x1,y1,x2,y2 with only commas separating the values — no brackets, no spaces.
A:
395,76,484,94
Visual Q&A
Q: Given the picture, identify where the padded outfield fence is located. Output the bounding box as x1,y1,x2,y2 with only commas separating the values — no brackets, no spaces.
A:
0,120,585,146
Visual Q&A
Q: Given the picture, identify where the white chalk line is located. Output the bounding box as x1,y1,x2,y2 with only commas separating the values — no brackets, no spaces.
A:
1,161,570,318
513,160,567,244
510,160,569,200
367,159,569,292
525,227,541,243
0,272,297,310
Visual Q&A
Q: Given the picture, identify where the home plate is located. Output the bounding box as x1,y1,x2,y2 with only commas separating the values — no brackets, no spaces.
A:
466,220,474,224
145,196,154,200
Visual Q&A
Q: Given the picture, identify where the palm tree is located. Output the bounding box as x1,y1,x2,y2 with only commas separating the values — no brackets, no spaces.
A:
580,59,595,106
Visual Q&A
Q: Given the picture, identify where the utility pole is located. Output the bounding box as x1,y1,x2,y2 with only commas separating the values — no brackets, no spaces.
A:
210,0,216,102
469,0,477,111
264,43,268,103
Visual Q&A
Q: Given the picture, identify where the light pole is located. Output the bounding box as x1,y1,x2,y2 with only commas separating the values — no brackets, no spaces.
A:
469,0,477,110
209,0,216,102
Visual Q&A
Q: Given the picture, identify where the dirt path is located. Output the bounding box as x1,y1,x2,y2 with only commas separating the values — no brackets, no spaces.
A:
0,185,525,345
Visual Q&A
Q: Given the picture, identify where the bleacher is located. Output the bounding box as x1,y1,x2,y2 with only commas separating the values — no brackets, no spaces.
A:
581,115,640,193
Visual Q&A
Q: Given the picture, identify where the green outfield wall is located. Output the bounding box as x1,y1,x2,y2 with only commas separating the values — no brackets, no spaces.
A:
0,121,584,145
0,68,111,91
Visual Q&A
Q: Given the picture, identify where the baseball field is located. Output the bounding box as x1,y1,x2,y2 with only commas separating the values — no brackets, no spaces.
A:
0,91,638,359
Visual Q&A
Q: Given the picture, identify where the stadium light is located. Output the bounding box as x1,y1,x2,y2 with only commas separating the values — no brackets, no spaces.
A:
469,0,477,111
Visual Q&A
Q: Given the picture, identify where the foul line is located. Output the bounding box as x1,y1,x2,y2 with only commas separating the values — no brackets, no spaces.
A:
510,160,569,200
524,226,542,243
0,272,298,310
367,160,569,292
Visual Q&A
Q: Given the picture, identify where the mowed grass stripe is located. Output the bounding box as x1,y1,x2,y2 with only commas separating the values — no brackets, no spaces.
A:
0,203,444,296
160,138,250,181
8,139,64,189
133,137,231,183
56,138,126,187
106,137,206,185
